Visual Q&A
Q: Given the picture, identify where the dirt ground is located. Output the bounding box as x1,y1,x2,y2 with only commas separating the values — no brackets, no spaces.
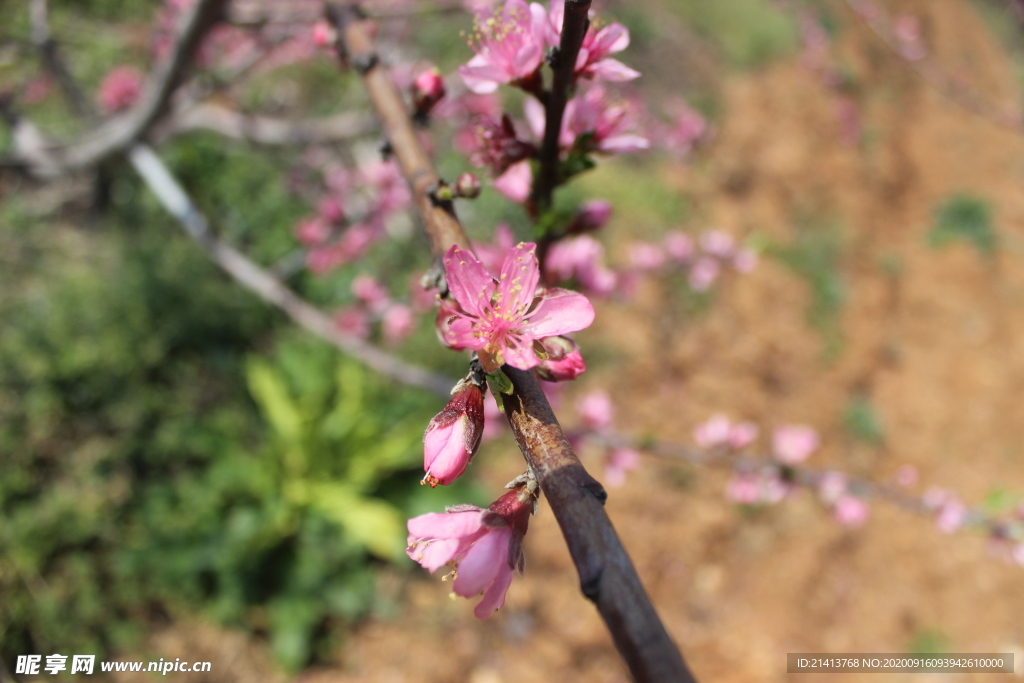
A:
114,1,1024,681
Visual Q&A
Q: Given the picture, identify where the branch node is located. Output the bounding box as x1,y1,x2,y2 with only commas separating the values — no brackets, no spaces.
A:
583,478,608,505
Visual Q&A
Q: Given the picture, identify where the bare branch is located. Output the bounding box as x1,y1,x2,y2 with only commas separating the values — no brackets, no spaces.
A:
155,102,375,146
126,142,452,396
327,5,696,681
20,0,229,177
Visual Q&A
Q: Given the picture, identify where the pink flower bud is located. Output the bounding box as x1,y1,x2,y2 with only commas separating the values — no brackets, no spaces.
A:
535,336,586,382
311,20,337,48
423,383,485,487
577,389,613,430
413,67,446,117
454,172,482,199
772,424,819,465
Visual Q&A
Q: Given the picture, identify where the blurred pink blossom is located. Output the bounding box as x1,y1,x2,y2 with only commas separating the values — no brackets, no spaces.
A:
834,495,870,527
577,389,613,430
334,307,370,339
693,414,731,448
473,223,518,275
545,235,618,295
732,248,759,273
628,242,665,271
493,160,533,203
936,498,967,534
726,472,760,505
772,425,819,465
382,304,416,346
818,471,848,504
564,85,649,154
317,196,345,224
895,464,918,487
97,66,143,113
894,15,926,61
351,275,391,311
728,422,759,449
688,257,720,291
295,217,331,247
604,447,641,488
664,231,694,263
699,230,735,258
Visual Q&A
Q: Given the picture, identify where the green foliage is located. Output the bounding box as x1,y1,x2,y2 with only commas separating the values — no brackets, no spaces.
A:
0,147,467,672
669,0,800,68
843,396,884,445
908,628,949,655
927,194,997,258
770,222,847,357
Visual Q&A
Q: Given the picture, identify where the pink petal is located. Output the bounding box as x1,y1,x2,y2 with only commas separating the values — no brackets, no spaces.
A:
408,537,464,573
493,160,533,203
524,97,546,140
444,314,486,350
459,58,507,94
598,134,650,154
473,563,515,618
502,335,542,370
522,289,595,338
496,242,541,315
424,416,471,484
593,23,630,54
407,509,484,540
512,42,544,79
588,58,641,82
444,245,496,317
453,528,510,597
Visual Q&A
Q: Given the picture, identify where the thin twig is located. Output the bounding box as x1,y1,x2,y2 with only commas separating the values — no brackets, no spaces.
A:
841,0,1024,133
29,0,93,119
530,0,590,216
127,142,453,396
20,0,229,177
154,102,374,146
327,5,696,681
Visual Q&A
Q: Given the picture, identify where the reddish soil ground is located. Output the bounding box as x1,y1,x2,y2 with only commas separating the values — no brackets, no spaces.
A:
112,0,1024,681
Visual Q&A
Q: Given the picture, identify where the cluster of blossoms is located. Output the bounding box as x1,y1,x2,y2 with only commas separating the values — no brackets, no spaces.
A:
627,228,758,292
572,390,641,487
293,158,411,274
333,275,417,347
97,66,144,114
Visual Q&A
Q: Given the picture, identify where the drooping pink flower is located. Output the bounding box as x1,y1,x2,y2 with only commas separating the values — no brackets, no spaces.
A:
406,488,533,619
535,335,586,382
772,424,820,465
459,0,548,94
382,304,416,345
834,495,870,527
441,242,595,372
545,3,640,82
423,382,485,487
604,447,641,488
97,66,144,113
577,389,613,430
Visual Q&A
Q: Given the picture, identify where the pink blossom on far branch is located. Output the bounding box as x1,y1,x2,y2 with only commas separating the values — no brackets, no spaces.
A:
459,0,548,94
440,242,595,372
406,488,533,619
771,424,820,465
97,66,143,113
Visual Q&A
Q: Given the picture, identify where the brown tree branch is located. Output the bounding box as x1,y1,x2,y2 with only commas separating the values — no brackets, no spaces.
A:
327,5,696,681
20,0,229,178
530,0,591,216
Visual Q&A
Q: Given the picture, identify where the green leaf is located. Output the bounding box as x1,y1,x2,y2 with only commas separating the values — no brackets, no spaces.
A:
307,483,406,561
246,358,302,442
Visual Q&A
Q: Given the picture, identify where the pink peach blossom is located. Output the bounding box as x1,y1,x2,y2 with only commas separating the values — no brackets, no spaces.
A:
604,447,641,488
728,422,759,449
772,424,820,465
97,66,143,113
688,258,720,291
441,242,594,371
577,389,613,430
382,304,416,346
459,0,548,94
334,307,370,339
545,3,640,82
664,231,694,262
834,495,870,527
406,488,532,619
936,498,967,534
693,414,731,449
544,234,617,295
493,160,533,203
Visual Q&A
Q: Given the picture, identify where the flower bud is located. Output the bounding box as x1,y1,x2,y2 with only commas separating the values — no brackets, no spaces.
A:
413,67,446,120
311,21,337,48
423,382,485,487
454,172,482,199
535,335,586,382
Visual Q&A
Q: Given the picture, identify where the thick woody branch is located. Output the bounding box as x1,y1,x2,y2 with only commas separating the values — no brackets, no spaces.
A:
127,142,452,396
530,0,591,214
22,0,228,177
327,5,695,681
